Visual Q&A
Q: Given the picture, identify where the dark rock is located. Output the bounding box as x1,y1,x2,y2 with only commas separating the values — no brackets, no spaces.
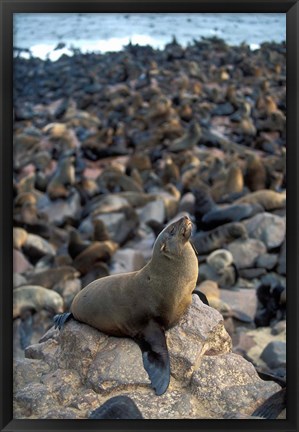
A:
260,341,286,370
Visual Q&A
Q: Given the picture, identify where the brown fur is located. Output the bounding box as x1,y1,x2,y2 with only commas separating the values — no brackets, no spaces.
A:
71,217,198,337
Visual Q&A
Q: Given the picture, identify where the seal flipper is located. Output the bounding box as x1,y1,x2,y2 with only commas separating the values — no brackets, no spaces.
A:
251,388,286,419
54,312,73,330
135,320,170,396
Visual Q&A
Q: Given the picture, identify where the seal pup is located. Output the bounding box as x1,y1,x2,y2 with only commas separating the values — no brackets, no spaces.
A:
54,216,198,396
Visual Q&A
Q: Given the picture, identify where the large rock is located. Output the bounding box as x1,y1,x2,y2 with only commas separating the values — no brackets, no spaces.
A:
110,248,146,274
13,249,33,273
244,212,285,250
37,191,81,226
13,296,280,419
226,238,266,269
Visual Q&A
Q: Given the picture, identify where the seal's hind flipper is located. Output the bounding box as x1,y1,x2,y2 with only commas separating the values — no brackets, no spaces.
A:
251,388,286,419
135,320,170,396
54,312,73,330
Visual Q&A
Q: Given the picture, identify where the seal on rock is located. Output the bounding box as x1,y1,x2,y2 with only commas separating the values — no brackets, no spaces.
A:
54,216,198,396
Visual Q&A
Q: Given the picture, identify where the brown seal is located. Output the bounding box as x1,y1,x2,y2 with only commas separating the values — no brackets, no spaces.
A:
235,189,286,211
47,155,75,200
54,216,198,396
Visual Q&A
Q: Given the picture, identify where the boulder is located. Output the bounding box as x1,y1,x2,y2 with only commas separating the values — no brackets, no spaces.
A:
244,212,285,250
226,239,266,269
13,296,280,419
110,248,146,274
13,249,33,273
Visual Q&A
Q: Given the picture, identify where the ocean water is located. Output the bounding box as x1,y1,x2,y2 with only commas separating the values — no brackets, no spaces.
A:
14,13,286,60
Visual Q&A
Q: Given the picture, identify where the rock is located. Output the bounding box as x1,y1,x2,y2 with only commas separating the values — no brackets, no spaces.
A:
244,213,285,249
13,310,58,360
277,239,286,275
260,341,286,369
110,248,146,274
238,268,267,279
197,280,220,300
220,288,257,323
13,273,27,288
138,199,165,225
37,191,81,226
190,353,278,416
13,249,33,273
256,253,278,270
198,263,237,288
13,296,280,419
226,239,266,269
239,327,286,371
53,278,81,309
260,272,286,289
271,320,286,336
79,212,124,237
178,192,195,215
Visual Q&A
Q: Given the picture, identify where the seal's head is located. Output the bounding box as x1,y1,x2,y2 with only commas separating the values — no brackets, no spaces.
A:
154,216,193,258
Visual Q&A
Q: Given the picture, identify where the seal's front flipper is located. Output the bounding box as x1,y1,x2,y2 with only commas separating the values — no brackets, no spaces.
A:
135,320,170,396
19,309,34,349
54,312,73,330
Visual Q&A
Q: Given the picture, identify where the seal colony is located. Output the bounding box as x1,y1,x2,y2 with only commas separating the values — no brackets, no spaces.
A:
54,216,198,395
13,37,286,418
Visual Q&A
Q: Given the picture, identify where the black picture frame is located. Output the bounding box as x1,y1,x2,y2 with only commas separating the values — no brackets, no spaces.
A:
1,1,298,431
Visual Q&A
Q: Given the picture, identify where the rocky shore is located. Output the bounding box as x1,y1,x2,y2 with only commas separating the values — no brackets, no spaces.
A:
13,37,286,419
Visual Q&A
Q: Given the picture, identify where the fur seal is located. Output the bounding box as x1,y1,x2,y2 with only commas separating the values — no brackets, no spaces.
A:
54,216,198,396
211,163,244,202
244,153,267,191
192,221,247,254
200,203,263,231
72,240,118,275
235,189,286,211
167,121,201,152
47,155,75,200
